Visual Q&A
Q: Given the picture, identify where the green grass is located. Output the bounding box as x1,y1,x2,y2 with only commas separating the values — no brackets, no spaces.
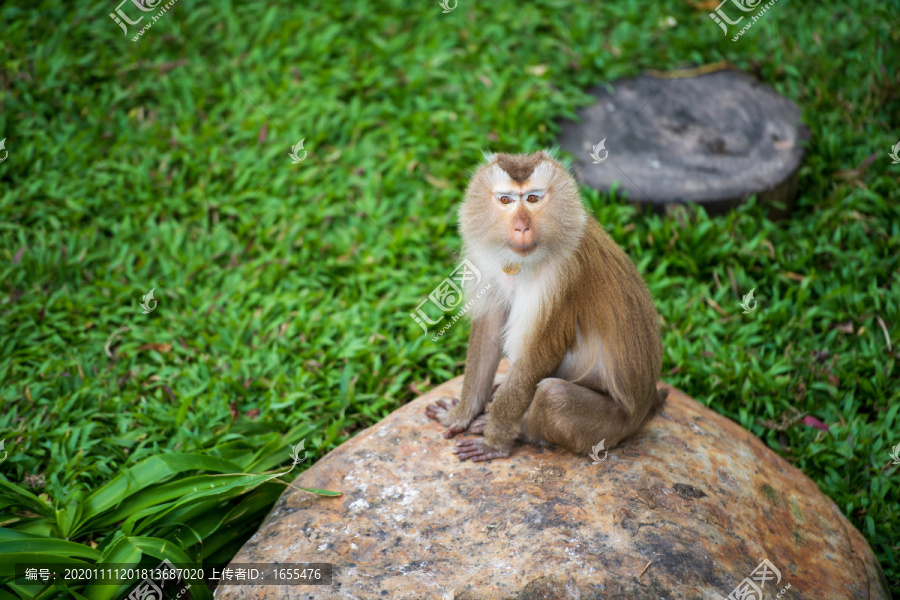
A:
1,0,899,597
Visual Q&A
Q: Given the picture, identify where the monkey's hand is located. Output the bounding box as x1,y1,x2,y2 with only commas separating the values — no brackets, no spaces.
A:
452,438,511,462
454,416,518,461
425,397,480,438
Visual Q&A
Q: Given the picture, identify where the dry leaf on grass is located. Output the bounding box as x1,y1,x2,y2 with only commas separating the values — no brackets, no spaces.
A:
138,343,172,353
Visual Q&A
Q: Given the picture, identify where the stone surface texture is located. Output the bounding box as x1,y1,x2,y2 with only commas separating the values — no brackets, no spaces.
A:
558,69,809,217
216,360,888,600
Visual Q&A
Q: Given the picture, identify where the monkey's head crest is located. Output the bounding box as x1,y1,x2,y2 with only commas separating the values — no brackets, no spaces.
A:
459,150,587,268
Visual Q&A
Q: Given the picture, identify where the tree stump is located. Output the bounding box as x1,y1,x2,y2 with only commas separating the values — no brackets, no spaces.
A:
214,360,888,599
558,69,809,218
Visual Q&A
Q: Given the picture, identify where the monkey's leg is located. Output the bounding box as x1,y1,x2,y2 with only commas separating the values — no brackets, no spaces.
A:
425,312,503,437
425,381,501,434
455,338,566,461
522,378,656,455
467,382,502,434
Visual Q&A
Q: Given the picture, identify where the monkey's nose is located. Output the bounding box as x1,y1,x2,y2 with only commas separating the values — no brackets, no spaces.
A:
514,225,530,233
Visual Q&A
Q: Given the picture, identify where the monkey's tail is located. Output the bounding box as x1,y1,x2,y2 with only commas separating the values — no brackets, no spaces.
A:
655,386,670,411
636,386,669,430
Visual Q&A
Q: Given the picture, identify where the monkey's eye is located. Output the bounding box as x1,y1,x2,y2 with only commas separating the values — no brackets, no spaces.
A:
523,191,546,203
499,195,514,204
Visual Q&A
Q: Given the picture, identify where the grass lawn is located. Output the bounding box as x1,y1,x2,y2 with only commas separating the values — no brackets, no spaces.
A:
1,0,898,597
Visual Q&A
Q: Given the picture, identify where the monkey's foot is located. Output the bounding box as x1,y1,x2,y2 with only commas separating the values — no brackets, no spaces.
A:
425,397,458,422
468,413,489,435
425,397,475,438
459,385,499,435
453,438,511,462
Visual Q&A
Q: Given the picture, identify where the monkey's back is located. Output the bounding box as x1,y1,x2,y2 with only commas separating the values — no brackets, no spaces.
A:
560,219,663,409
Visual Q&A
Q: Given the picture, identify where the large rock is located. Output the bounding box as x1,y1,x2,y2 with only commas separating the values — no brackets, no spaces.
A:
216,360,888,599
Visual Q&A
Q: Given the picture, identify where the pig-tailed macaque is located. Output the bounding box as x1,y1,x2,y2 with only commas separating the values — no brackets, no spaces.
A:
425,150,667,461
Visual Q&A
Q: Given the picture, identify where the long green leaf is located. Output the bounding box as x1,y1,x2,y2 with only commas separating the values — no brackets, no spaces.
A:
127,473,287,534
0,552,91,577
0,539,102,561
87,473,254,530
83,534,145,600
127,537,212,600
0,480,52,517
0,528,50,542
292,486,342,497
81,454,245,521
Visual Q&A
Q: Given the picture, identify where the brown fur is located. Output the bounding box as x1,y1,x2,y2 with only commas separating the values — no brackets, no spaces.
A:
495,151,544,184
426,150,666,461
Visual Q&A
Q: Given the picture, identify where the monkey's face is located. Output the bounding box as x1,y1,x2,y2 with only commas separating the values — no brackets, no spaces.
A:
493,185,543,257
459,151,585,267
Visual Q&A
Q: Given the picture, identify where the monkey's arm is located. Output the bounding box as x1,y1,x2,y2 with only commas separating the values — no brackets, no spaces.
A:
425,309,504,436
454,338,564,461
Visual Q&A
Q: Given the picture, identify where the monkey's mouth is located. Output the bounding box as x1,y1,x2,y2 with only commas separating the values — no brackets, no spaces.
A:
509,242,537,256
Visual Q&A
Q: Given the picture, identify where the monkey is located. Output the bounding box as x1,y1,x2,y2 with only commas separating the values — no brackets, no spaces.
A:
425,149,667,462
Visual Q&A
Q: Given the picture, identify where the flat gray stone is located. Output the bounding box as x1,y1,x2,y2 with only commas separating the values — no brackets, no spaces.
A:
558,69,809,216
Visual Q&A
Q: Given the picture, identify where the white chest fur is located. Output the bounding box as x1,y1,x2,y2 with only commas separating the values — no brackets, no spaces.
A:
482,257,611,390
500,263,556,362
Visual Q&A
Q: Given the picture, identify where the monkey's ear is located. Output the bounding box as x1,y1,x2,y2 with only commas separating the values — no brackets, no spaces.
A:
481,150,497,164
541,146,560,160
544,147,574,171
